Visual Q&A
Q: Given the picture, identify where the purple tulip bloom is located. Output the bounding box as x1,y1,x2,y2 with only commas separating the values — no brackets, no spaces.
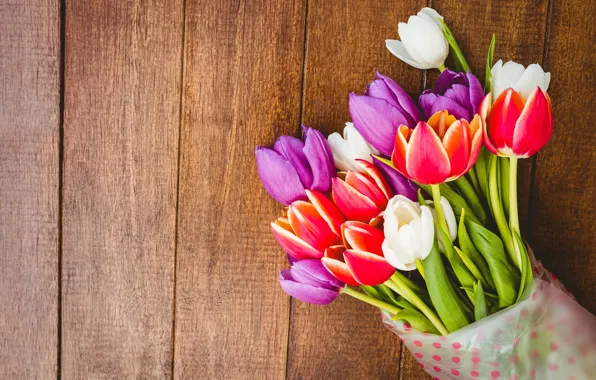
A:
419,69,485,121
372,156,418,201
279,259,344,305
349,72,422,156
256,126,335,205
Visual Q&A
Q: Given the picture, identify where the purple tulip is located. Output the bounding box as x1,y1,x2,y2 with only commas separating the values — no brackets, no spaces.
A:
256,126,335,205
349,72,422,156
419,69,484,121
372,156,418,201
279,259,344,305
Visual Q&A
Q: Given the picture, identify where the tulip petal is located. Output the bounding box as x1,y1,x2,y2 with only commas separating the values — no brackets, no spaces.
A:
512,88,553,157
273,136,313,189
279,277,339,305
256,146,307,205
288,201,342,251
492,60,525,100
366,72,423,125
419,206,435,260
345,171,387,209
392,125,412,177
305,190,344,237
372,156,418,201
425,95,470,121
479,94,500,155
385,39,427,70
442,120,470,179
271,222,323,259
302,126,335,192
486,88,525,152
463,114,484,174
342,221,385,255
382,241,417,271
292,259,344,289
331,177,379,223
405,121,451,184
357,159,394,201
514,64,550,100
466,72,485,115
343,249,395,285
440,197,458,241
322,246,359,286
349,93,410,156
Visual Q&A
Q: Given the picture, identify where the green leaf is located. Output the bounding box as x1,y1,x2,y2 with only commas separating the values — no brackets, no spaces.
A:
438,19,470,72
436,223,476,304
418,182,482,224
423,240,471,333
466,219,520,308
485,34,496,93
474,281,488,321
392,308,440,335
377,284,401,306
457,209,495,289
418,189,428,206
474,148,492,209
500,157,510,216
453,175,488,225
512,230,534,302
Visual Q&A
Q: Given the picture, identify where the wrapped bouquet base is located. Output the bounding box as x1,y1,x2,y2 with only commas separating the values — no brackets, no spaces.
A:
383,261,596,379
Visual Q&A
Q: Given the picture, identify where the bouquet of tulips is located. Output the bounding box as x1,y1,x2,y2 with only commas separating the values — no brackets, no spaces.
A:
256,7,596,380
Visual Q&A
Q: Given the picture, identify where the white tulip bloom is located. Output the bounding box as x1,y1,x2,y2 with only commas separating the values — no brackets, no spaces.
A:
491,59,551,100
385,8,449,70
382,195,434,271
327,122,379,172
427,197,458,252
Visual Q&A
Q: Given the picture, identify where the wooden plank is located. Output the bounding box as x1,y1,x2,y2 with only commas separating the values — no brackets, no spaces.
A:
61,1,183,378
286,1,424,379
530,0,596,313
172,1,306,379
0,1,60,378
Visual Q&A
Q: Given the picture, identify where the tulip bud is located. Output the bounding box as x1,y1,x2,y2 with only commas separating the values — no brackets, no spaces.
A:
279,259,344,305
327,122,379,172
491,60,550,101
385,8,449,70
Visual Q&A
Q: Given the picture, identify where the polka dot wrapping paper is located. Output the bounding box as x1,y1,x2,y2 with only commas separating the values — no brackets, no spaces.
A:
383,260,596,379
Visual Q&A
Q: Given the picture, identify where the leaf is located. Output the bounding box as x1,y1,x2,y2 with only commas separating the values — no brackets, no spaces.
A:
466,219,520,308
422,240,471,333
485,34,496,93
457,209,495,289
392,308,440,335
512,229,534,302
499,157,510,216
474,148,492,209
453,175,488,225
474,281,488,321
438,19,470,72
418,182,482,224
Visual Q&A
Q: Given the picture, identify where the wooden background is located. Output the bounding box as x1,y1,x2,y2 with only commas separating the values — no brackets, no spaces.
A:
1,0,594,379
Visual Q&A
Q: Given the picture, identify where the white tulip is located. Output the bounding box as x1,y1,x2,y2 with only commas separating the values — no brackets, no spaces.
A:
491,59,551,100
382,195,434,271
327,122,379,172
385,8,449,70
427,197,458,252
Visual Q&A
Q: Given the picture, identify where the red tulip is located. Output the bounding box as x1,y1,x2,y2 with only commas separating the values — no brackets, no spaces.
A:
481,87,553,158
322,221,395,286
271,190,344,260
392,110,484,185
331,160,393,223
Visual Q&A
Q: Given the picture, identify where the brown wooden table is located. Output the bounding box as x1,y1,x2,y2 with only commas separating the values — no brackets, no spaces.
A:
1,0,594,379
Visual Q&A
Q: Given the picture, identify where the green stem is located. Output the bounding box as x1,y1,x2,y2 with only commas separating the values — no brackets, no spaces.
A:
431,184,451,243
438,63,446,72
415,259,426,280
488,155,519,268
386,274,449,336
509,157,520,235
341,286,402,315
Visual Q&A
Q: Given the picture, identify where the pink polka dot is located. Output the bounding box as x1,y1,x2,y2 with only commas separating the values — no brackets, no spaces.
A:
400,337,404,342
420,363,424,369
472,356,481,364
548,363,558,371
433,342,442,348
568,377,576,380
531,292,538,301
520,309,529,317
547,323,556,331
415,352,423,359
529,368,536,377
491,361,499,368
452,356,460,364
470,370,479,377
433,355,441,361
439,336,447,341
451,369,460,376
434,378,439,380
510,376,518,380
452,342,461,349
491,370,500,378
551,343,558,352
423,332,429,336
414,340,422,347
510,355,518,364
530,331,538,339
513,337,520,346
568,356,575,364
493,343,501,351
530,349,539,358
472,347,481,354
433,366,441,372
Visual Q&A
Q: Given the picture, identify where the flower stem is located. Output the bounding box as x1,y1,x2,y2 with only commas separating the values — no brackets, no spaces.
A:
341,286,402,315
416,259,426,280
386,274,449,336
438,63,446,72
509,157,520,235
431,184,451,243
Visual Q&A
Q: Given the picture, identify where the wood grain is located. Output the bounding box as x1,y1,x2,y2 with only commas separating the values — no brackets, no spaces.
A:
286,1,424,379
0,1,60,378
172,1,306,379
529,0,596,313
61,1,183,378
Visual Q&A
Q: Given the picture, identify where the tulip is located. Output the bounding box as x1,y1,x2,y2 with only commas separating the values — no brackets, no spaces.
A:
481,87,553,158
382,195,434,271
349,72,422,156
491,60,550,101
271,190,344,260
279,259,344,305
322,221,395,286
256,126,335,205
419,69,484,122
331,159,393,223
385,8,449,70
372,156,419,201
392,110,484,184
327,122,379,171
